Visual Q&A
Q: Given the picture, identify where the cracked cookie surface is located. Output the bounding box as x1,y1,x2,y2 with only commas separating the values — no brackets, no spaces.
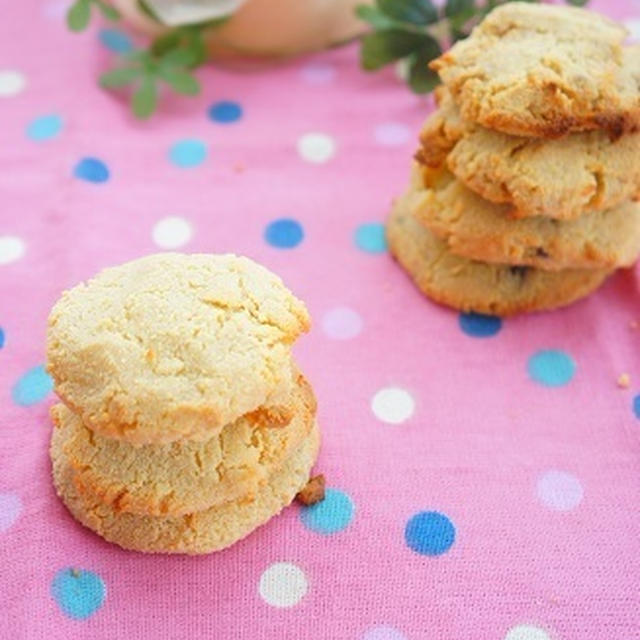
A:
418,88,640,219
52,370,316,517
47,253,310,445
430,3,640,138
387,189,611,316
51,420,320,554
410,165,640,271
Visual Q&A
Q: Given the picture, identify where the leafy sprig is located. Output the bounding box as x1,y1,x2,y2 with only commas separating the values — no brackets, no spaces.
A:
358,0,589,94
67,0,208,119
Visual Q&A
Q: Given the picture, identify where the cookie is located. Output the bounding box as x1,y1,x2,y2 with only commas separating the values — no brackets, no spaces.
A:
418,88,640,219
51,420,320,554
387,191,611,316
52,370,316,517
410,166,640,271
47,253,310,445
430,3,640,138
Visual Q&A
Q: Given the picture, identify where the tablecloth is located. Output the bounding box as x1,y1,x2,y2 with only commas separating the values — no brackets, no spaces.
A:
1,1,640,638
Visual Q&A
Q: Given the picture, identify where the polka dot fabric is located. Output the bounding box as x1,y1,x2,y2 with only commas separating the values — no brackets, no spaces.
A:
1,1,639,638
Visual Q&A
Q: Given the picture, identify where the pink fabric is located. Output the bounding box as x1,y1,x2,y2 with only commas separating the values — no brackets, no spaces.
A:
1,1,640,638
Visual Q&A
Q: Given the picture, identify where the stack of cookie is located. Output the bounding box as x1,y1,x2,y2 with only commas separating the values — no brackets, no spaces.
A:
388,3,640,316
47,253,320,554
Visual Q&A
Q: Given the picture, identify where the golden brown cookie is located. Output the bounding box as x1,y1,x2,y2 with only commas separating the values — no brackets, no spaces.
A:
410,166,640,271
52,370,316,517
47,253,310,445
387,190,612,316
430,3,640,138
418,88,640,219
51,419,320,555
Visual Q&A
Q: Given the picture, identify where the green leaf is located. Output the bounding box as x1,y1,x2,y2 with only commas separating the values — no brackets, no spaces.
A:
67,0,91,32
355,5,400,29
377,0,438,25
94,0,121,21
444,0,475,18
161,47,198,67
360,30,433,71
407,36,441,93
132,76,157,119
158,68,200,95
99,66,141,88
566,0,588,5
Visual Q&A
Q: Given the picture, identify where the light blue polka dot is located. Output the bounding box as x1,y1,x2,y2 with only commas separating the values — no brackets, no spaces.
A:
405,511,455,556
168,139,207,168
51,568,106,620
0,328,4,349
208,101,243,123
26,114,63,141
12,365,53,406
300,488,354,534
264,218,304,249
98,28,133,53
73,157,110,183
355,223,387,253
633,394,640,419
527,349,576,387
459,312,502,338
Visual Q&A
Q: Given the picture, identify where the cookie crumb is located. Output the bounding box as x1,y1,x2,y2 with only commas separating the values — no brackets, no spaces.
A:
70,568,80,578
617,373,631,389
296,474,325,506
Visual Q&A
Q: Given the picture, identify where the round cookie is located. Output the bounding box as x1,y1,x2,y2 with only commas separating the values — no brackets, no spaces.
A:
47,253,310,445
419,88,640,220
52,370,316,517
410,166,640,271
430,3,640,138
387,191,611,316
51,422,320,554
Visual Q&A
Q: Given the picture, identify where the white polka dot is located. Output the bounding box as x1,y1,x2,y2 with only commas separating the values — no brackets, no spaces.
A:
505,624,552,640
625,19,640,42
258,562,308,608
371,387,415,424
152,217,193,249
297,133,336,164
536,470,583,511
363,626,407,640
374,122,411,146
300,62,335,85
322,307,363,340
0,493,22,533
43,0,72,18
0,70,26,97
0,236,25,265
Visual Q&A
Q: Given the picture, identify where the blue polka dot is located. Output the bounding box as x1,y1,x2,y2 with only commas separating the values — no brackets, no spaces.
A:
26,114,63,142
633,394,640,419
0,328,4,349
300,488,354,534
405,511,456,556
12,365,53,406
527,349,576,387
51,568,106,620
355,223,387,253
459,312,502,338
98,28,133,53
73,157,110,183
168,139,207,168
264,218,304,249
208,101,243,123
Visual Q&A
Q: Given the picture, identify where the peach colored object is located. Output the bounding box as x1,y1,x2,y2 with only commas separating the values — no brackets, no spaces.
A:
111,0,370,60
